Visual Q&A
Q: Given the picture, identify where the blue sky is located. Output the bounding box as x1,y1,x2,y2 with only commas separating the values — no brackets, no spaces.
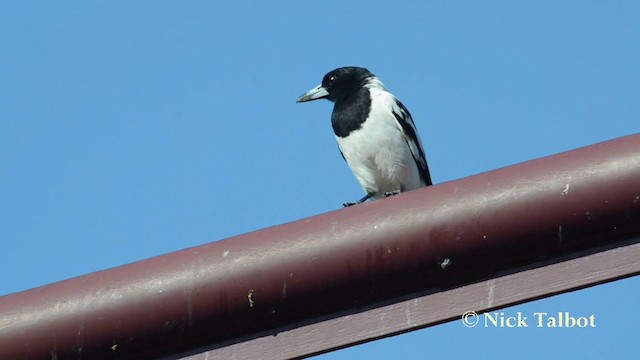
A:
1,1,638,358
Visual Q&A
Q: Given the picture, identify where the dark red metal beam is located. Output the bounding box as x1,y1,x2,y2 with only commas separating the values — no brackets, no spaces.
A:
1,134,639,360
188,239,640,360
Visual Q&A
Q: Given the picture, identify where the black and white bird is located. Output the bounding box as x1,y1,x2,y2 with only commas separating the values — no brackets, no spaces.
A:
297,66,432,206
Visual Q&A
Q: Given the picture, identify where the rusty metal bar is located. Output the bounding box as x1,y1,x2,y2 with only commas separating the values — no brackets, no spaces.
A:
1,134,639,360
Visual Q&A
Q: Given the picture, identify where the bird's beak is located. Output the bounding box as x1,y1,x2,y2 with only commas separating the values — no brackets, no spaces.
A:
296,84,329,103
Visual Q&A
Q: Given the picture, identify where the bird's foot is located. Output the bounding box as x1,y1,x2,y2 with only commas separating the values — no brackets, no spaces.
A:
342,192,376,208
383,190,401,198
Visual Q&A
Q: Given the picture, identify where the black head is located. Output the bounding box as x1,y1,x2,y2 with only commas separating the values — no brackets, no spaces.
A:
297,67,374,103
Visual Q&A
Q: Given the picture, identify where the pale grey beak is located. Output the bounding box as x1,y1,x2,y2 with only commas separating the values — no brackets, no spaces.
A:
296,84,330,103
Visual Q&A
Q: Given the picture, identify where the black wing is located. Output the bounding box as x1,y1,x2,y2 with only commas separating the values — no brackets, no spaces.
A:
391,99,433,186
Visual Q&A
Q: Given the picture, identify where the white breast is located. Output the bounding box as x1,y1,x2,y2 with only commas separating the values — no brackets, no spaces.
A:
336,89,423,198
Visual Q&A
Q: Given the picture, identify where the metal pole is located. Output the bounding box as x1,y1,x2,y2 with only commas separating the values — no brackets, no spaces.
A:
1,134,639,360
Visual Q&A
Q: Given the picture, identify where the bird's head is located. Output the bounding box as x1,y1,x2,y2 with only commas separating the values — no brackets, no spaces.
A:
297,67,374,103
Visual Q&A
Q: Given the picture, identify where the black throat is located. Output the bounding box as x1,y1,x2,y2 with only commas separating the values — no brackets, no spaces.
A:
331,87,371,138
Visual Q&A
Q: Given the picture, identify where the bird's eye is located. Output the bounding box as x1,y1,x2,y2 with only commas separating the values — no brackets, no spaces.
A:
329,75,337,84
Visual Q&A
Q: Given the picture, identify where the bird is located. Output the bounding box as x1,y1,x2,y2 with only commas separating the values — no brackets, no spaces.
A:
296,66,432,206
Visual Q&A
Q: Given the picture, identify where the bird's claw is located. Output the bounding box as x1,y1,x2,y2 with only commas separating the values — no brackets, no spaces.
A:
343,192,375,207
383,190,401,198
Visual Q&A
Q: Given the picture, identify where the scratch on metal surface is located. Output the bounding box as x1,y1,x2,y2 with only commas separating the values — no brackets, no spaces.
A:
76,317,85,357
186,289,193,328
558,225,563,242
247,290,255,308
404,301,414,327
439,258,452,269
487,279,496,308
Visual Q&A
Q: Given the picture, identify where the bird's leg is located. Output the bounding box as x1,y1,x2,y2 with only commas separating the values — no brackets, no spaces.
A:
383,190,401,198
358,192,375,203
343,192,375,207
